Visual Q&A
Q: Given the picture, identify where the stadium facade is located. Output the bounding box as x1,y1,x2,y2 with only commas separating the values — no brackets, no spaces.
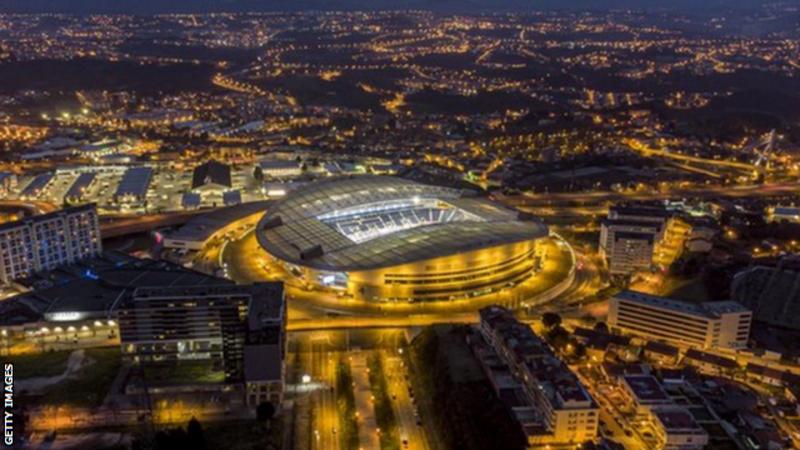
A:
256,176,549,302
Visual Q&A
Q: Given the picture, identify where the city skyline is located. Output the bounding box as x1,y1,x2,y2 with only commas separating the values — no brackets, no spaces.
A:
1,3,799,450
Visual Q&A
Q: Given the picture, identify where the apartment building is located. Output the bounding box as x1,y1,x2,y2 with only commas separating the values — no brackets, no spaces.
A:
649,407,709,450
608,290,751,350
600,205,670,275
0,204,102,284
479,305,599,445
118,282,286,405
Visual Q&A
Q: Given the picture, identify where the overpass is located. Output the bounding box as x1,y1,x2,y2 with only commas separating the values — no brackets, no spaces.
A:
99,210,203,238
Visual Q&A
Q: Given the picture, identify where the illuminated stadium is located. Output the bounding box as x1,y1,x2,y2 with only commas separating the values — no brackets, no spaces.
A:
256,176,550,302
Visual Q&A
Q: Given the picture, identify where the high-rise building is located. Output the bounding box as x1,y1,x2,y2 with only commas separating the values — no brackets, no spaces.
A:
599,205,670,275
608,290,751,350
118,282,286,405
479,305,599,445
0,204,102,284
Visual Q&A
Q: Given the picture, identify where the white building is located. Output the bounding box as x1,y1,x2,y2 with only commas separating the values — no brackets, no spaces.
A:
620,375,673,418
480,306,599,446
649,407,709,450
257,160,303,179
608,290,752,350
767,206,800,223
600,206,671,275
0,204,102,284
600,220,659,274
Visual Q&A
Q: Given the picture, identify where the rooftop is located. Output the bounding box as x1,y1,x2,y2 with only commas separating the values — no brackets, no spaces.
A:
653,407,705,432
0,252,227,326
684,349,739,369
192,159,231,189
622,375,671,402
479,306,595,409
167,200,271,244
114,166,153,198
615,290,750,319
0,203,97,234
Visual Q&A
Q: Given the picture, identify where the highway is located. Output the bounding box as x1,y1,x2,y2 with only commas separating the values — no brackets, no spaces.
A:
624,137,758,174
497,181,800,208
99,210,202,238
309,336,340,450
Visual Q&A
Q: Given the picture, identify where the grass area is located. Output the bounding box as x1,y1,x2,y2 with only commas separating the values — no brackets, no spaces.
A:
663,276,710,302
143,360,226,385
36,347,122,407
9,349,74,379
367,353,401,450
335,357,359,450
203,418,283,450
408,325,527,450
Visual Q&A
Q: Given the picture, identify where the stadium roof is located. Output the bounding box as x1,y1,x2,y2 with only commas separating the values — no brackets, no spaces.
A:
257,176,547,271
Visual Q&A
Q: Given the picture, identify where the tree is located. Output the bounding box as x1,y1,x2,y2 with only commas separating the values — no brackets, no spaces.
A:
593,321,609,334
542,312,562,330
186,417,206,450
256,401,276,424
572,342,587,359
546,326,570,350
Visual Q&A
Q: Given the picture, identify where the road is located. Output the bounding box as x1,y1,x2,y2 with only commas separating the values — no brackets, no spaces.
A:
218,230,582,320
99,210,202,238
497,181,800,208
308,335,340,450
384,353,429,450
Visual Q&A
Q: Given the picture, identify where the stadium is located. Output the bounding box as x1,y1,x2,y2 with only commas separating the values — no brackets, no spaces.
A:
256,176,551,303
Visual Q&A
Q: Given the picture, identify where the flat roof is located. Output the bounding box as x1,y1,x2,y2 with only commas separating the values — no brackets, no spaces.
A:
622,375,670,402
65,172,96,199
615,290,749,319
1,252,226,324
21,172,54,197
115,167,153,198
653,407,704,431
480,306,594,408
613,231,655,243
684,349,738,369
259,159,301,169
0,203,96,233
167,200,272,244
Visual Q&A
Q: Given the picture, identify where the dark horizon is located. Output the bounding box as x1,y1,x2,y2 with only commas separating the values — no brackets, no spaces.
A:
0,0,785,14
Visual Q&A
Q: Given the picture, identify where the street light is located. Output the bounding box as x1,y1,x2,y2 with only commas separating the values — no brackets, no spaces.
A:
301,374,311,384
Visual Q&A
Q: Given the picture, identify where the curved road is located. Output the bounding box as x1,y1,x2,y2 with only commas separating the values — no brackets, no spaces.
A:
215,229,597,328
